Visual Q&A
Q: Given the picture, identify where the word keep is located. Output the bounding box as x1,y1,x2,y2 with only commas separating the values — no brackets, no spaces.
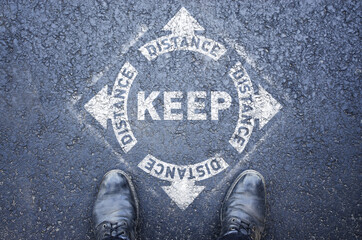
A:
137,91,232,121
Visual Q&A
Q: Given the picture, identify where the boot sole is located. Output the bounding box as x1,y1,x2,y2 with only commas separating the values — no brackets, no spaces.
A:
220,169,266,222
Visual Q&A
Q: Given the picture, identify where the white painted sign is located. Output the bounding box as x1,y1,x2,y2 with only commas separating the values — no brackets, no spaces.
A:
84,7,282,210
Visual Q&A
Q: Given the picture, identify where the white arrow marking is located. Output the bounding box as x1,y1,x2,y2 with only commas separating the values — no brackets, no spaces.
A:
138,154,228,210
162,180,205,210
139,7,226,61
162,7,204,36
253,85,282,129
84,62,138,153
84,85,112,129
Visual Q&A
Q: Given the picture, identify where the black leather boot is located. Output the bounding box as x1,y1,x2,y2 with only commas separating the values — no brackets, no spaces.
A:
220,170,266,240
93,170,139,240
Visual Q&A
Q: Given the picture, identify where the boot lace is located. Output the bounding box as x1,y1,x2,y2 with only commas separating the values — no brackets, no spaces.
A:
227,217,255,235
100,220,128,240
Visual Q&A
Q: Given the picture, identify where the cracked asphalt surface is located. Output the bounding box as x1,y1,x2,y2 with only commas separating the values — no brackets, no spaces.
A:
0,1,361,239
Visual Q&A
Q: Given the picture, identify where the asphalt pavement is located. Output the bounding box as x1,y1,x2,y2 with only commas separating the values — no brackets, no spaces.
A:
0,1,361,239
